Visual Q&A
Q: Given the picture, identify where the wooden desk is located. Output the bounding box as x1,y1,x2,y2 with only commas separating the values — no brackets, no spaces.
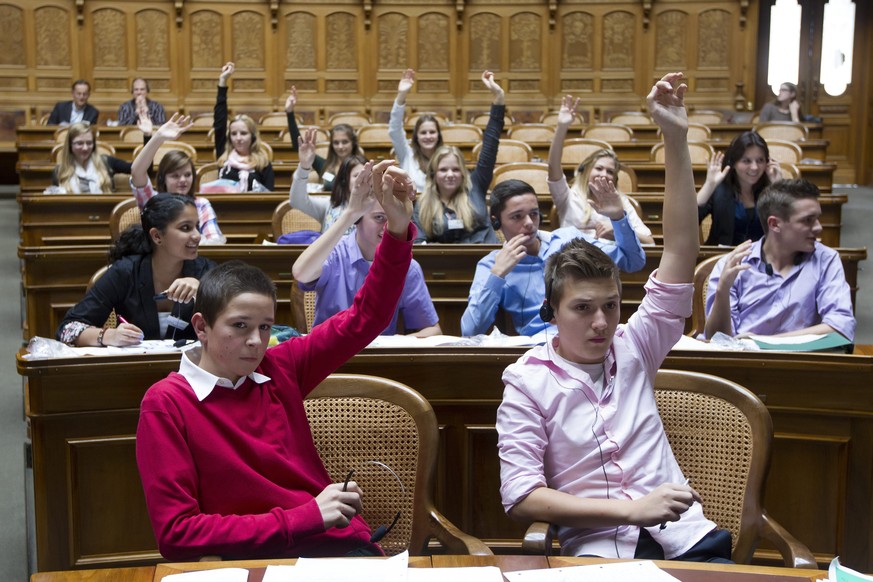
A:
18,347,873,572
17,243,865,341
29,555,825,581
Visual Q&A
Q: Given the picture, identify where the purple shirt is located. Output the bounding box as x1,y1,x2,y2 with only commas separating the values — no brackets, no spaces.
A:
299,232,438,335
705,239,855,340
497,273,716,558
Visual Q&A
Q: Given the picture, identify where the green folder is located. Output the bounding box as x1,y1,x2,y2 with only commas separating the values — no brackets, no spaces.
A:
752,332,853,353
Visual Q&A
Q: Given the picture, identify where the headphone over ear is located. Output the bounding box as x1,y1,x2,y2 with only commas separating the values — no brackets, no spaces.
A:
539,264,557,322
491,215,501,230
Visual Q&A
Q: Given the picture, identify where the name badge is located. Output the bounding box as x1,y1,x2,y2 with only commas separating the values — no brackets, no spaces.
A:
323,172,335,183
167,315,189,330
447,218,464,231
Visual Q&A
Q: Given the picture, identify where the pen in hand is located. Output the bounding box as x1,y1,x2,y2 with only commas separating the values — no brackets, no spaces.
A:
342,469,354,492
660,477,691,530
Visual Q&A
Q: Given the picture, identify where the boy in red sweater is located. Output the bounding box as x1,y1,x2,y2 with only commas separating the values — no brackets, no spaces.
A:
136,162,415,561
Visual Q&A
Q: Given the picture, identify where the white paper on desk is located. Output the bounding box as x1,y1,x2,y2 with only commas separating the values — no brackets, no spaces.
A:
262,550,408,582
504,560,681,582
161,567,249,582
71,339,190,356
408,566,503,582
748,333,825,345
827,557,873,581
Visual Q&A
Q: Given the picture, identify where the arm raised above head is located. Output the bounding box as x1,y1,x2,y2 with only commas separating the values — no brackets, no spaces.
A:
647,72,696,284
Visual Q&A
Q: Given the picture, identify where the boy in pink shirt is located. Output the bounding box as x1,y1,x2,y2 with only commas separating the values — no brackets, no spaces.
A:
497,74,732,562
136,162,416,561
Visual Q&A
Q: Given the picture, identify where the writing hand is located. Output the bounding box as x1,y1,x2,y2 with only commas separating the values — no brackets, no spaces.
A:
105,323,145,347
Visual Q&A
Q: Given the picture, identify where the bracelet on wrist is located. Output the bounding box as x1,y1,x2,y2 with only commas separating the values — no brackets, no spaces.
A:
96,327,106,347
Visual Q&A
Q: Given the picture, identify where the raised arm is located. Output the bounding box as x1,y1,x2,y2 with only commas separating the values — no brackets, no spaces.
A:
131,113,193,190
471,71,506,194
395,68,415,107
292,163,375,284
389,69,415,164
213,62,234,158
285,87,327,175
647,72,696,284
704,241,751,338
548,95,580,182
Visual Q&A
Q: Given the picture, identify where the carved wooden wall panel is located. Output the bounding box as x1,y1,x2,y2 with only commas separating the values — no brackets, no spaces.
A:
562,12,593,70
417,13,449,72
35,6,71,67
656,10,688,70
285,12,316,71
0,5,25,67
190,10,222,72
135,9,170,70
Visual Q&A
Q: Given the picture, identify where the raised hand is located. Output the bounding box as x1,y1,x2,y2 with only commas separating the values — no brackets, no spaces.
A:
630,482,701,527
218,62,235,86
558,94,580,127
398,68,415,95
297,127,318,170
372,160,415,238
715,240,752,295
154,113,194,142
647,72,688,139
705,152,730,187
284,86,297,112
136,111,154,136
587,175,624,221
315,482,363,530
481,70,505,105
766,156,782,184
491,233,530,278
348,161,376,217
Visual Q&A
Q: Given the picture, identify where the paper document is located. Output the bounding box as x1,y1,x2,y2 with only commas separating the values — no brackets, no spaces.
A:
263,550,408,582
408,567,503,582
826,557,873,581
162,568,249,582
504,560,681,582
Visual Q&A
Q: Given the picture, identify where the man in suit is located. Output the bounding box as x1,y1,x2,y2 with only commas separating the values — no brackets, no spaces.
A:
47,80,99,126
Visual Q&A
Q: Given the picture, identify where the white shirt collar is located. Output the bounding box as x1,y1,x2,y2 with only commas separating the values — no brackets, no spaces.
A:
178,346,270,401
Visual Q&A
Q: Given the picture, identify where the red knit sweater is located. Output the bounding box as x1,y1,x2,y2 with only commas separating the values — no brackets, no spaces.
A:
136,225,414,561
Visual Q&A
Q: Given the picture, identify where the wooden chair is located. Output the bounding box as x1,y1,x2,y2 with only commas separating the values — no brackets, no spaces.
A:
328,111,371,128
473,139,532,164
778,162,800,180
651,141,714,164
357,124,392,147
689,254,726,337
522,369,817,568
279,126,329,143
607,111,654,126
406,111,451,130
539,110,586,129
304,374,492,555
260,141,274,162
560,138,612,167
272,199,323,240
290,284,317,333
53,126,69,143
86,265,118,330
507,124,556,144
688,109,724,125
581,124,634,143
617,167,638,194
754,122,809,142
119,127,144,143
51,142,116,163
132,141,197,167
109,198,141,241
38,112,50,125
470,112,514,130
440,124,483,144
259,112,294,127
191,113,214,127
765,139,803,165
491,162,550,195
196,162,221,191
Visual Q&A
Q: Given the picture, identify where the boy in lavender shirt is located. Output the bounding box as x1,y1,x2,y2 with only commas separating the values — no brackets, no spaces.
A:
704,179,855,341
292,161,441,337
497,74,732,562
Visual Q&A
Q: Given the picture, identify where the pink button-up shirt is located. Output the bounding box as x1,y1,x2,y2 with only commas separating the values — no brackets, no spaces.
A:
497,273,716,559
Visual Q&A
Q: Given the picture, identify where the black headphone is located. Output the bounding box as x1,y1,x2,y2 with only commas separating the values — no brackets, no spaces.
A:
491,215,501,230
539,263,558,322
761,241,806,276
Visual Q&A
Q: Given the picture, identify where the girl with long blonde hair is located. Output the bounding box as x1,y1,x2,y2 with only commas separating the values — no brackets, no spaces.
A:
52,122,131,193
411,71,505,244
